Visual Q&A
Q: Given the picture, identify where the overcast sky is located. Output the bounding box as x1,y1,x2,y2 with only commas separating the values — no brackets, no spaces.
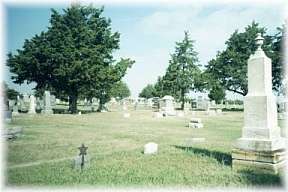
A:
3,1,285,99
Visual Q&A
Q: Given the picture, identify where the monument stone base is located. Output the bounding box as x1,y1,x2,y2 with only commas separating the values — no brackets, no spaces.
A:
232,148,286,174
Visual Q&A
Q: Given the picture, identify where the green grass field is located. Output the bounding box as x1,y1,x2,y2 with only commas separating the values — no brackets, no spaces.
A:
5,110,285,187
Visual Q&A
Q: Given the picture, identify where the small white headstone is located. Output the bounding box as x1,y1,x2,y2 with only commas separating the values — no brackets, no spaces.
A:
144,142,158,154
78,111,82,115
123,113,130,118
28,95,36,114
161,95,176,116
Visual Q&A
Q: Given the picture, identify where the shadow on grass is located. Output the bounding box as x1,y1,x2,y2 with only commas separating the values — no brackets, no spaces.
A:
238,169,283,186
173,145,232,166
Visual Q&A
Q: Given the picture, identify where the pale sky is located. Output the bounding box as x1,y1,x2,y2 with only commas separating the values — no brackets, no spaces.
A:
3,1,286,99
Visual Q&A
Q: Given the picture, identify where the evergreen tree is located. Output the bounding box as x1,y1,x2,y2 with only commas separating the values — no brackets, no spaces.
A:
162,31,201,109
208,84,226,104
269,25,285,94
205,22,282,96
7,5,134,113
139,84,156,99
109,81,131,100
153,76,165,98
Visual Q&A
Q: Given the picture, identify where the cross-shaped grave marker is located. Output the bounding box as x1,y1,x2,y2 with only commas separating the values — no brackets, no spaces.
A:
78,143,88,170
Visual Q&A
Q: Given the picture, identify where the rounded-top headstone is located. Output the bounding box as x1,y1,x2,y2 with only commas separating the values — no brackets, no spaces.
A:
162,95,174,100
144,142,158,154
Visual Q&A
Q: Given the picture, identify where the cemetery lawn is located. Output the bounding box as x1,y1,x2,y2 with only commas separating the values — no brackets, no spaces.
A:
5,111,285,188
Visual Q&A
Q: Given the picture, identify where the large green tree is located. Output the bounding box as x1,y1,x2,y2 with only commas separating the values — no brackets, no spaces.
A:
109,81,131,100
139,84,156,99
270,25,285,94
162,31,201,109
208,83,226,104
7,5,134,113
205,22,283,96
153,76,165,97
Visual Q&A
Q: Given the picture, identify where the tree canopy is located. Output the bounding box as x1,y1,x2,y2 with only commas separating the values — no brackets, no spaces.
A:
139,84,156,99
7,5,134,113
161,31,201,109
207,83,226,104
205,21,283,96
109,81,131,100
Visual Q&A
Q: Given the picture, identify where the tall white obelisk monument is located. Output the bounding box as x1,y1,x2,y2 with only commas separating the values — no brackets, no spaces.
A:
232,33,286,174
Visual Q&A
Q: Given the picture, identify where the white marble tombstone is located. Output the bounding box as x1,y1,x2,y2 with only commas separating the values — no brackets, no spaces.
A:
144,142,158,154
42,91,53,114
232,34,286,174
161,95,176,116
50,95,56,106
28,95,36,114
12,99,19,115
122,102,128,111
23,93,29,103
147,98,154,107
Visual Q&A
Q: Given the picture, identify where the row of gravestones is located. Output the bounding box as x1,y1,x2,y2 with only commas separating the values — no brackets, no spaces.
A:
9,91,54,115
193,97,244,110
122,34,286,174
105,97,158,112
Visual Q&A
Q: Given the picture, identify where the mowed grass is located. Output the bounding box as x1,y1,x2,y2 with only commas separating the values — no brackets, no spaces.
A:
5,110,285,187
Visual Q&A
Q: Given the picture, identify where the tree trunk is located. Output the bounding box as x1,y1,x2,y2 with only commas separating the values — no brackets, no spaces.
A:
97,97,106,112
181,88,185,110
69,92,78,114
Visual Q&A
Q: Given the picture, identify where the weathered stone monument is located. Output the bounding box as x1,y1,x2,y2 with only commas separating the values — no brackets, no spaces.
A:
206,101,217,115
42,91,53,114
196,96,208,110
161,95,176,116
147,98,154,107
232,34,286,173
12,101,19,115
184,102,190,113
50,94,56,107
2,93,12,122
28,95,36,114
152,97,160,112
23,93,29,104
